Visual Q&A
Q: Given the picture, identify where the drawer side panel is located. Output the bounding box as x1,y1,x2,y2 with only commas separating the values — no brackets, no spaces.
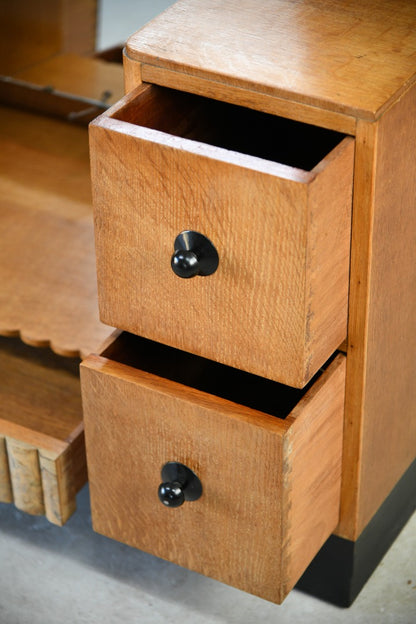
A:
283,355,346,595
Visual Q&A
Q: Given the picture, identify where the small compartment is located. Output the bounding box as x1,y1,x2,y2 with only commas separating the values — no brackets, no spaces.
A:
101,331,324,418
90,83,354,387
81,332,346,603
111,84,345,170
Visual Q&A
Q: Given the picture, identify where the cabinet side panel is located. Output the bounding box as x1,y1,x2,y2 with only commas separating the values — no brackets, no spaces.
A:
339,83,416,539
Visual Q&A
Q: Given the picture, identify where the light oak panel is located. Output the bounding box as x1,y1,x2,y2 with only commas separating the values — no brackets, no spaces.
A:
123,49,143,95
6,438,46,516
338,83,416,539
283,357,346,593
129,63,357,134
90,84,353,387
0,337,87,525
14,54,124,108
0,106,113,357
0,437,12,503
1,54,124,125
0,0,97,75
126,0,416,120
81,342,345,604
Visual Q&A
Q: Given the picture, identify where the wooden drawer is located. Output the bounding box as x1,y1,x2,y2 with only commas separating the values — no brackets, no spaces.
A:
89,83,354,388
80,332,346,603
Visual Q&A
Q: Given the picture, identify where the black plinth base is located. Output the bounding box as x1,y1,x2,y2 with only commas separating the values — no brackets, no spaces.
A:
296,457,416,607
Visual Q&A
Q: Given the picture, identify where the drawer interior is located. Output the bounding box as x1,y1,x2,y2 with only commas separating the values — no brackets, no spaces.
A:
102,332,326,418
112,83,345,171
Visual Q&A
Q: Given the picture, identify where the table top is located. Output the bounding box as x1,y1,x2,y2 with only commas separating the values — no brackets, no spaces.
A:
126,0,416,120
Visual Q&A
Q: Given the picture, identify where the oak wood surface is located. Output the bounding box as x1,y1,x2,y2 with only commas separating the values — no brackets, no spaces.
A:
0,106,113,357
125,61,357,135
81,337,345,604
0,437,13,503
338,82,416,539
0,0,97,75
283,355,345,594
14,54,124,108
1,54,124,125
88,0,416,573
126,0,416,121
123,49,143,96
0,75,109,126
0,337,87,525
90,83,353,387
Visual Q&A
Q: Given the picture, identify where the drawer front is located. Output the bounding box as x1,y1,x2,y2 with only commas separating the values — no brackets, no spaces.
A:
80,338,345,604
89,83,354,388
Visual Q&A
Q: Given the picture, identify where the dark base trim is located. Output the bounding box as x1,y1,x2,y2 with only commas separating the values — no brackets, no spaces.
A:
295,456,416,607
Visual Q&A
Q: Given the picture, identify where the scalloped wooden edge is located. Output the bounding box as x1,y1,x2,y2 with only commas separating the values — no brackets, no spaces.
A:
0,328,114,360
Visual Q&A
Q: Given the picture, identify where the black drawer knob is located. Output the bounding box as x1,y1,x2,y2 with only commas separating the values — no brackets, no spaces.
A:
158,462,203,508
171,231,219,278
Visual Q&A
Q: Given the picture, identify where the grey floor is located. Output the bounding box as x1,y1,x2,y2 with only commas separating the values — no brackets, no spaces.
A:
1,2,415,622
0,486,415,624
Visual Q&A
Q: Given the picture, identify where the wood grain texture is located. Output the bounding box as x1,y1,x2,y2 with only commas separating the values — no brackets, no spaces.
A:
0,106,113,357
60,0,97,57
90,84,353,387
126,0,416,121
0,436,13,503
38,428,86,525
283,355,345,595
81,341,345,604
6,439,46,516
1,54,124,125
14,54,124,107
338,82,416,539
129,63,358,135
0,76,109,126
0,0,97,75
123,49,143,95
0,337,87,524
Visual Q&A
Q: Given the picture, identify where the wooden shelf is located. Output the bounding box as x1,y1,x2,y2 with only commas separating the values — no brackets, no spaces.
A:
0,337,86,525
0,51,123,524
0,105,113,357
1,54,125,124
13,53,124,108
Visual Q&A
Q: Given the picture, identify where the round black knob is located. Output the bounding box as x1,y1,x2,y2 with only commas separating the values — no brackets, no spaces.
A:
158,481,186,508
158,462,203,508
171,231,219,279
171,249,200,278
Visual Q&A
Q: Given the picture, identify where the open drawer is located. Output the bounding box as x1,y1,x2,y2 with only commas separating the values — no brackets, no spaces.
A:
89,83,354,388
80,332,345,603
